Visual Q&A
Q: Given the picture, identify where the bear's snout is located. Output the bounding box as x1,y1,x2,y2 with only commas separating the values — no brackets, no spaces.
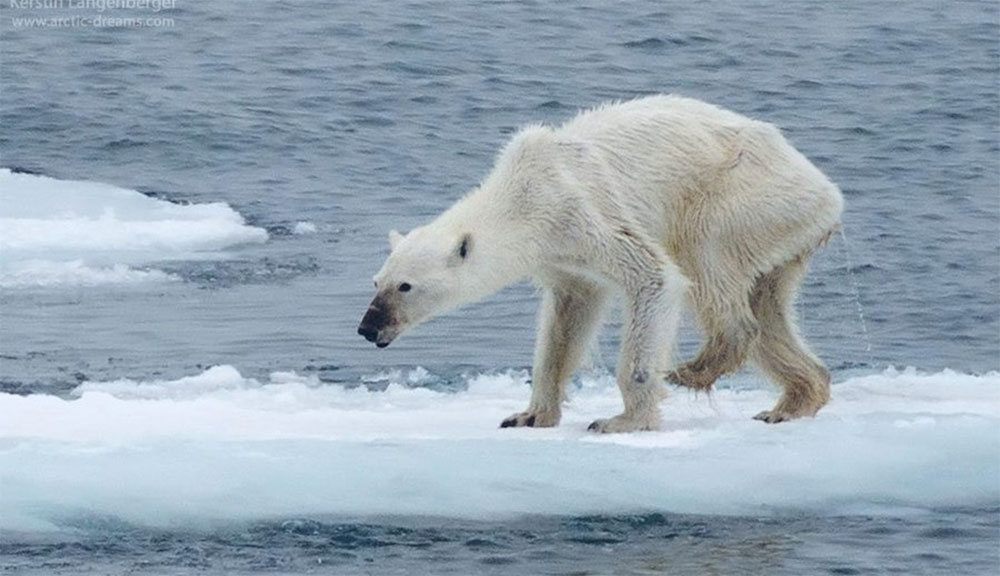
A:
358,298,394,347
357,323,379,343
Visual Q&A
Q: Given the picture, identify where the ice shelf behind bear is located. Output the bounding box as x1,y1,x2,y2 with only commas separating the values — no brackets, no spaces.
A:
0,168,268,288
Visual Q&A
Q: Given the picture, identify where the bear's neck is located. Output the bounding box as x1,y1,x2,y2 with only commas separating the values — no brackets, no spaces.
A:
431,185,538,301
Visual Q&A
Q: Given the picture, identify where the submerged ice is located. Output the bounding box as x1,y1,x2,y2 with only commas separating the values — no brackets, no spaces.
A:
0,169,267,287
1,367,997,531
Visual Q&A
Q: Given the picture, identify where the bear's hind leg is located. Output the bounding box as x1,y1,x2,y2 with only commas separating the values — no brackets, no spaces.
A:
501,277,607,428
668,287,758,392
667,323,756,391
749,258,830,423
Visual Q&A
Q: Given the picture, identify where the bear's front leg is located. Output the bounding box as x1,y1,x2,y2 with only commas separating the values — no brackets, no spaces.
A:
588,262,685,434
586,372,666,433
501,278,608,429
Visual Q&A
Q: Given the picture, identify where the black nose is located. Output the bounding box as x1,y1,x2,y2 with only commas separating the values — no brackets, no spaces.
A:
357,325,379,343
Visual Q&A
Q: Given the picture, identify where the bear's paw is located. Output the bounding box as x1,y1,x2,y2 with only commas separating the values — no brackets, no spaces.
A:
587,411,660,434
753,409,794,424
499,409,560,428
667,365,717,391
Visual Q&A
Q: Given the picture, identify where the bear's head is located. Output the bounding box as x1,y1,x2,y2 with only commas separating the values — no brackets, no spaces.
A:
357,227,474,348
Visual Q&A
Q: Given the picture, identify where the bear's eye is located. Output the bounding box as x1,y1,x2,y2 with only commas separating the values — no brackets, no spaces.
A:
399,282,412,292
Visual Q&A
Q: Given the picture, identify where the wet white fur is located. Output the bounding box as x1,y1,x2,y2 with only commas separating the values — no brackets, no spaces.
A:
374,94,843,432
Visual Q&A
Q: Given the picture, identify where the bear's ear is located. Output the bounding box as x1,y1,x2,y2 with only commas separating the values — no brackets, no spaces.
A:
388,229,404,251
448,234,472,267
456,233,472,261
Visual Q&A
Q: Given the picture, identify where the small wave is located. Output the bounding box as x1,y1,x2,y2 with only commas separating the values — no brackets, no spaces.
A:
534,99,569,111
103,138,150,150
622,37,668,50
621,35,711,50
160,255,319,288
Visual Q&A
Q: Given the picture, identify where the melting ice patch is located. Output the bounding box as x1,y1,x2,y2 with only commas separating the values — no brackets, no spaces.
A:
1,367,997,531
0,168,267,287
292,221,317,235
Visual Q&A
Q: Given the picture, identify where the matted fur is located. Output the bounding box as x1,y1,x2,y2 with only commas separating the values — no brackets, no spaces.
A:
362,95,843,432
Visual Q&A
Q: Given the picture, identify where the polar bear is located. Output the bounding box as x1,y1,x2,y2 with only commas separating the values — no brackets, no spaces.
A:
358,95,843,432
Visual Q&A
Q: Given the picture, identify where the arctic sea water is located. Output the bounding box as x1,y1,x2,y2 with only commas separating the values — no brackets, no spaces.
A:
1,1,998,574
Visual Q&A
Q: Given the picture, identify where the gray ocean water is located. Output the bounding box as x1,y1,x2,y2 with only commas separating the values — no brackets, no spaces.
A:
1,0,998,574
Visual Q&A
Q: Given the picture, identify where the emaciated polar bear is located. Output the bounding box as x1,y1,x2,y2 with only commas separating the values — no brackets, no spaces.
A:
358,95,843,433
